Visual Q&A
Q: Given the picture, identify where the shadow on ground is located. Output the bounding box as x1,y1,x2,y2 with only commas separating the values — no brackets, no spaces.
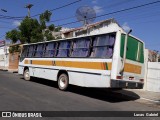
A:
22,77,140,103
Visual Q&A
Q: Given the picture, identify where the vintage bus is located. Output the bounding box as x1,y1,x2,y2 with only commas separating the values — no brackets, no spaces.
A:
18,30,145,90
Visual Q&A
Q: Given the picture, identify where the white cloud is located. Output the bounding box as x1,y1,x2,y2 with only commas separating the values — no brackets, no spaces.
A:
92,0,97,4
93,5,104,14
122,22,131,32
12,20,21,26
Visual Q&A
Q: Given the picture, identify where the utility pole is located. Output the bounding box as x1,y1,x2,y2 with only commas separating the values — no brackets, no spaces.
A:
25,4,33,18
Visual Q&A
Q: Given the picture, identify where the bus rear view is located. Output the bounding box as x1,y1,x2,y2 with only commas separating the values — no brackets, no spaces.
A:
110,30,144,89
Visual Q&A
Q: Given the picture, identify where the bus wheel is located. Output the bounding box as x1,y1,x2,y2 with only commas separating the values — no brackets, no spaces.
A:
58,73,69,91
24,69,30,81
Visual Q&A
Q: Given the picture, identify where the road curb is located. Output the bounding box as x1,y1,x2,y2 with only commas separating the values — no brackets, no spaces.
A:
7,70,18,73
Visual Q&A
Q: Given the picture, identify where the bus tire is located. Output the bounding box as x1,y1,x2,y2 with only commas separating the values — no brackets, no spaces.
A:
23,69,30,81
58,73,69,91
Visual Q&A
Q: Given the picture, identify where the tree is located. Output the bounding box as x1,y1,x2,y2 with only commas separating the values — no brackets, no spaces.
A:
54,26,62,32
6,29,20,43
48,24,55,31
6,17,43,44
6,10,61,44
19,17,43,43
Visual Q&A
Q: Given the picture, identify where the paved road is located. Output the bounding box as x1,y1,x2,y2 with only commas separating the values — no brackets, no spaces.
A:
0,70,159,120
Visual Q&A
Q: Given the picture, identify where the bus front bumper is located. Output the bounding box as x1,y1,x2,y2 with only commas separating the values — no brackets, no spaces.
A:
111,79,144,89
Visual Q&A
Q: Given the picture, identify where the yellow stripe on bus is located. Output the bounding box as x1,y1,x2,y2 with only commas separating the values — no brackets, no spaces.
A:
32,60,53,66
24,60,29,64
55,61,109,70
24,60,111,70
124,63,141,74
107,62,112,70
24,59,141,74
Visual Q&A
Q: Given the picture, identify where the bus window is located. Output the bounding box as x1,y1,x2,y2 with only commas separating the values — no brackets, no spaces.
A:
70,37,90,57
27,45,36,57
56,41,71,57
21,46,28,57
90,34,115,58
120,35,144,63
35,44,44,57
43,42,56,57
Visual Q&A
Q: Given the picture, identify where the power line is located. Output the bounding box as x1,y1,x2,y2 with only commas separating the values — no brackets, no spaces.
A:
56,0,160,27
49,0,135,23
0,0,82,20
0,14,24,20
0,17,23,20
50,16,75,23
0,20,11,24
31,0,82,17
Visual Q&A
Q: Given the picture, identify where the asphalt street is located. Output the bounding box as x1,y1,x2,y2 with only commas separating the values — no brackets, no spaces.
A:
0,70,159,120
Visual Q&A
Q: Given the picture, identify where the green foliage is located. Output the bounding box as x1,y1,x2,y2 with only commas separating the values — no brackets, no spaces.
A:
9,45,20,53
48,24,55,31
6,10,61,44
19,17,42,43
40,10,52,23
54,26,62,32
6,29,20,43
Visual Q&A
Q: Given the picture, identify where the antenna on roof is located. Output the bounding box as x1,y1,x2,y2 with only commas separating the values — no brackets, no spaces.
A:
75,6,96,27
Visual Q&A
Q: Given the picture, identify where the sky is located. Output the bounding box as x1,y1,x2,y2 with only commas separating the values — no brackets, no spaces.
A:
0,0,160,51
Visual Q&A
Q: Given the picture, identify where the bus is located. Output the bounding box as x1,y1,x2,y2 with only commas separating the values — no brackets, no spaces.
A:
18,30,145,91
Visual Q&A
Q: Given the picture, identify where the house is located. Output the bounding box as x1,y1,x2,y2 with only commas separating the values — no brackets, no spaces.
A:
0,40,9,70
62,18,124,38
148,49,159,62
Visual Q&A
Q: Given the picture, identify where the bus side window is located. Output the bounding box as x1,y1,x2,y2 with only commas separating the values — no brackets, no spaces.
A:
43,42,55,57
32,45,37,57
35,44,44,57
21,46,28,57
70,37,90,57
56,41,71,57
90,34,115,58
28,45,34,57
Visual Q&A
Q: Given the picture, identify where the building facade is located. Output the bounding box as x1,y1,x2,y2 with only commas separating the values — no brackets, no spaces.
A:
0,40,9,70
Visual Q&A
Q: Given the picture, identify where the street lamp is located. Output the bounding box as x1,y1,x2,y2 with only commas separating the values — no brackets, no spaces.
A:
25,4,34,18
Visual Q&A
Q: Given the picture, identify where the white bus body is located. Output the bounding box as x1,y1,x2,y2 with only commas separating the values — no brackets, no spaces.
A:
18,30,145,90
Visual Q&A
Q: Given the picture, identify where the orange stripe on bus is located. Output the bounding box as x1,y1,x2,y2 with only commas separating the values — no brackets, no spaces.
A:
55,61,108,70
32,60,53,66
24,60,112,70
24,60,29,64
24,60,141,74
124,63,141,74
107,62,112,70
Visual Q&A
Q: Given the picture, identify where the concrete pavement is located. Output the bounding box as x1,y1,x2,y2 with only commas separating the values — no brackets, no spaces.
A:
115,89,160,108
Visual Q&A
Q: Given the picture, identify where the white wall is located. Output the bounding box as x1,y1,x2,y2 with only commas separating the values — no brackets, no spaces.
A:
0,46,9,69
146,62,160,92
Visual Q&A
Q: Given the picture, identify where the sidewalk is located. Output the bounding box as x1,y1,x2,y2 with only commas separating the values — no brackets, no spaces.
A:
116,89,160,104
7,69,18,73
